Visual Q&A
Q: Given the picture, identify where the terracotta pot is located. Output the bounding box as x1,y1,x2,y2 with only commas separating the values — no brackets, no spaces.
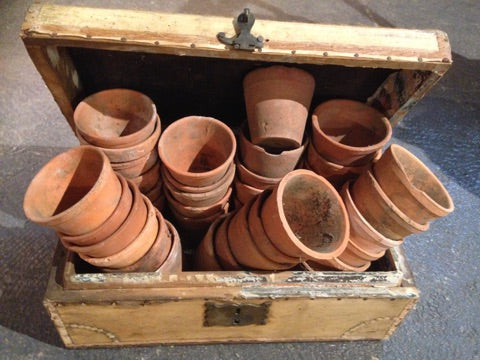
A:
65,188,150,258
111,150,158,178
261,169,349,261
306,141,379,189
247,190,298,266
340,181,403,253
233,177,264,205
130,161,161,193
170,205,228,232
74,89,157,149
154,220,183,274
79,195,158,268
164,171,231,207
23,145,122,236
311,99,392,166
145,182,163,203
57,175,132,246
351,170,429,240
165,187,231,219
213,212,243,270
228,198,286,270
158,116,236,187
161,162,235,195
236,158,280,190
308,257,371,272
194,217,224,271
337,240,385,267
77,116,161,163
373,144,454,224
243,66,315,150
103,209,171,273
152,193,166,212
238,123,307,178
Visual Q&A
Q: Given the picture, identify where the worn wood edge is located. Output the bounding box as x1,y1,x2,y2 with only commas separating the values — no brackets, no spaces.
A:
21,3,451,72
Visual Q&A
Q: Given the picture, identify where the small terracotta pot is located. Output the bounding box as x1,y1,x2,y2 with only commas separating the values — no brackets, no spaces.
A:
337,240,385,267
79,195,158,268
154,220,183,274
77,116,161,163
213,212,243,270
130,161,161,193
233,177,264,205
228,198,286,270
23,145,122,236
145,182,163,203
340,181,403,253
351,170,429,240
311,99,392,166
158,116,236,187
306,141,380,188
111,150,159,178
161,162,235,195
373,144,454,224
308,257,371,272
74,89,157,149
247,190,299,266
238,123,307,178
170,205,228,232
236,158,280,190
103,209,171,273
261,169,349,261
243,66,315,150
65,188,151,258
194,217,224,271
57,175,132,246
166,187,231,219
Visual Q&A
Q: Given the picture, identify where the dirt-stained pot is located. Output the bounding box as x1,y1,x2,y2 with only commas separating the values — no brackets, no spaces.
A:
111,150,159,178
236,158,281,190
194,216,224,271
74,88,157,149
23,145,122,236
158,116,236,187
351,170,429,240
57,175,132,246
311,99,391,166
238,123,307,178
373,144,454,224
261,169,349,261
243,65,315,150
213,212,243,270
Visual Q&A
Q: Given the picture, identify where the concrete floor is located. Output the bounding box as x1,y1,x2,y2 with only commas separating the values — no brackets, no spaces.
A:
1,0,479,359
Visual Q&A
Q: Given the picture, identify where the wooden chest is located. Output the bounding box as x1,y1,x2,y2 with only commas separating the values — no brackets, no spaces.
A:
21,3,451,348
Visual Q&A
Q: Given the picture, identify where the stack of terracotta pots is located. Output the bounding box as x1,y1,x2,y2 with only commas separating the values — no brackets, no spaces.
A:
310,144,454,272
74,89,164,210
304,99,392,189
195,169,350,271
23,146,181,273
158,116,236,233
233,65,314,205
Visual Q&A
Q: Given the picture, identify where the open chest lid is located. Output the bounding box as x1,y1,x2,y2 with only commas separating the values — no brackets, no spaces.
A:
21,4,451,131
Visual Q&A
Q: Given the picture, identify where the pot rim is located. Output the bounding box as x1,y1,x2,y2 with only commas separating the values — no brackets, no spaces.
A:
236,158,281,186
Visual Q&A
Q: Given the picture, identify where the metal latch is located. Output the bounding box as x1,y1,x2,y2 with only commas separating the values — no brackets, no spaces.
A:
204,301,270,327
217,8,264,51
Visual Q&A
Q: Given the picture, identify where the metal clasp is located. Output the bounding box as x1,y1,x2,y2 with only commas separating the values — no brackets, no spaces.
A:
217,8,264,51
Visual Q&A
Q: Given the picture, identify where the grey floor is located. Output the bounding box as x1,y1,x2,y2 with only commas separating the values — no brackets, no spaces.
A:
1,1,479,359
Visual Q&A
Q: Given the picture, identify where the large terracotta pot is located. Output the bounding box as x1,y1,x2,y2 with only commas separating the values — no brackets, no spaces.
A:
57,175,132,246
213,212,242,270
74,89,157,149
238,123,307,178
228,198,285,270
243,65,315,150
311,99,391,166
261,169,349,261
340,182,403,253
236,158,280,190
158,116,236,187
23,145,122,236
111,150,158,178
247,190,298,266
194,217,224,271
373,144,454,224
351,170,429,240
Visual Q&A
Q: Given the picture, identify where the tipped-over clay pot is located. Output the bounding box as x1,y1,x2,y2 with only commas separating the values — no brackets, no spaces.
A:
261,169,349,261
308,257,371,272
194,216,224,271
337,240,385,268
23,145,122,236
154,220,183,274
243,66,315,150
158,116,236,187
74,89,157,149
311,99,391,166
214,212,243,270
373,144,454,224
